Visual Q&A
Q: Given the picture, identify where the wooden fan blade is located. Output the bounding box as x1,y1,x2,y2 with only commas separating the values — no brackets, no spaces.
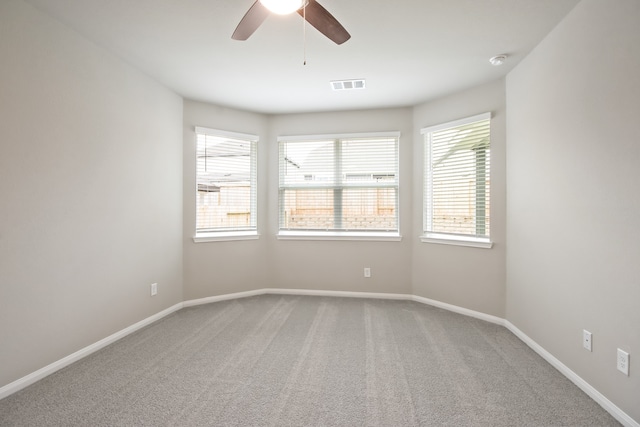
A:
298,0,351,45
232,1,270,41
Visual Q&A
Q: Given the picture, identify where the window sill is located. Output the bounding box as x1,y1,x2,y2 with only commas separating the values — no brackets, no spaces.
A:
193,231,259,243
278,230,402,242
420,234,493,249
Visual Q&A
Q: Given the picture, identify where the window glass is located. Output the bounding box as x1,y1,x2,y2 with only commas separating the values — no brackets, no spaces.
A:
195,128,257,235
422,114,491,242
279,134,399,234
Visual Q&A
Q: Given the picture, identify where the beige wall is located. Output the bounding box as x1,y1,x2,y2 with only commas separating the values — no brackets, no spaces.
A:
412,80,507,317
182,101,270,300
5,0,636,422
183,105,415,298
267,109,414,295
0,0,183,387
506,0,640,421
183,91,506,303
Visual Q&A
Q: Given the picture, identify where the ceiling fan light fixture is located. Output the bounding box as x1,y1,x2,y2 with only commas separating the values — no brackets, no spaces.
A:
260,0,305,15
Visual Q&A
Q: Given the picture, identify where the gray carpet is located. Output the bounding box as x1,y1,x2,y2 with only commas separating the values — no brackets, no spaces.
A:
0,295,620,426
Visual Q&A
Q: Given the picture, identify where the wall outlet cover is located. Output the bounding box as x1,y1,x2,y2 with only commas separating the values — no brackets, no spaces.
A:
617,348,629,376
582,330,592,352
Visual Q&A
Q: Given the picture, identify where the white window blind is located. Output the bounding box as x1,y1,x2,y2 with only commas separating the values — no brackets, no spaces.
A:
195,127,257,234
279,133,399,233
422,113,491,242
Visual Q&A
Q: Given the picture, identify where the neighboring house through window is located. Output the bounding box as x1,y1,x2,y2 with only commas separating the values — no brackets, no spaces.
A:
194,127,258,242
421,113,492,248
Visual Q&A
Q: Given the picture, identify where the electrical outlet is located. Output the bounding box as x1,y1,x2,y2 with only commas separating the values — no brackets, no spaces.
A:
583,330,592,352
150,283,158,296
617,348,629,376
364,267,371,278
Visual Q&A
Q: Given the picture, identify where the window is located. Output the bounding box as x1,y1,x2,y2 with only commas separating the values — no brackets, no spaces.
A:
278,132,400,240
421,113,492,248
194,127,257,242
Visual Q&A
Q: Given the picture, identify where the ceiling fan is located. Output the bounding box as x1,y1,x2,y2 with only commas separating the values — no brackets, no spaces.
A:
232,0,351,45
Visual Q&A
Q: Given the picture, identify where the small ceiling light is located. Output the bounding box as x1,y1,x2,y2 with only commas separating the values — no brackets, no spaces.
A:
260,0,305,15
489,54,507,66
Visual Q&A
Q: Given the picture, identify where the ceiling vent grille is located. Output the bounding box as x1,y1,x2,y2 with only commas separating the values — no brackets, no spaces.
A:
330,79,366,91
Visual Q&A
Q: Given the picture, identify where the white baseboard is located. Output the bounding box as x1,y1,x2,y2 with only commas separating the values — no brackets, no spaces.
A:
182,289,264,308
265,288,411,301
1,289,637,426
0,302,183,401
504,321,639,427
411,294,505,325
263,289,505,326
183,288,412,307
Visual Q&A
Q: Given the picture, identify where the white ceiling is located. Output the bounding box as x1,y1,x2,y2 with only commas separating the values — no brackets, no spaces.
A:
24,0,580,114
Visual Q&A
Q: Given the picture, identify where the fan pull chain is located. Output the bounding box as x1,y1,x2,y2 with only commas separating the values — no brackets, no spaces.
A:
303,2,307,65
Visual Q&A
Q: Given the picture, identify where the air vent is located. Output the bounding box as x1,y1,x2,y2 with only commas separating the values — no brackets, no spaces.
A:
330,79,366,91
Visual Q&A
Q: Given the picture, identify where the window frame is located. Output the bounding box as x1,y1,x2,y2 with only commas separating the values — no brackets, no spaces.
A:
277,131,401,241
421,113,493,249
193,126,259,243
